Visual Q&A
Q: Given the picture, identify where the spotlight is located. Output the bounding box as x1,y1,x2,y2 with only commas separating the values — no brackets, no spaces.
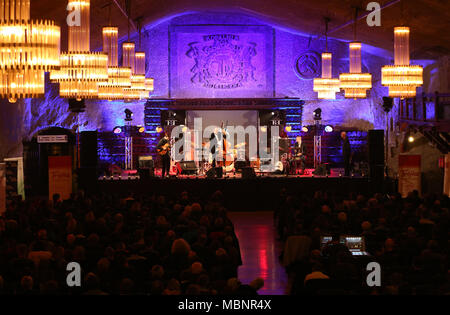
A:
324,125,333,133
313,108,322,121
260,126,267,133
138,126,145,133
301,126,309,133
113,127,122,134
156,126,163,133
285,125,292,132
408,136,415,143
125,109,133,121
271,112,275,116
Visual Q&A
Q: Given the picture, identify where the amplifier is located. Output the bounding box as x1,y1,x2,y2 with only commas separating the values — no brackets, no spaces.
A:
177,161,197,175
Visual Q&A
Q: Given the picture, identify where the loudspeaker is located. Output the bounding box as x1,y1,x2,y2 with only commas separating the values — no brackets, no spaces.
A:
177,161,197,175
138,168,153,180
80,131,98,169
368,130,385,166
138,156,154,169
234,160,250,171
368,130,385,181
313,164,329,176
206,167,223,178
241,167,256,179
68,98,86,113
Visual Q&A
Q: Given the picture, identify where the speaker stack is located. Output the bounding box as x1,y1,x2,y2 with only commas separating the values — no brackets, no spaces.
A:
368,130,385,187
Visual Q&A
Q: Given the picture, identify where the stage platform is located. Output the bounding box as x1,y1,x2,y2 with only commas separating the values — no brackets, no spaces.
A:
83,171,382,211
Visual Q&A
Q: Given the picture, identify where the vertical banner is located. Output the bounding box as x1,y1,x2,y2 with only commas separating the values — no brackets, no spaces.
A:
48,156,72,200
0,163,5,215
398,155,421,197
4,157,24,200
4,160,18,205
444,153,450,196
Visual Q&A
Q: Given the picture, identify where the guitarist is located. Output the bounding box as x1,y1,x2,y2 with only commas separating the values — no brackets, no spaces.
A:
157,132,171,178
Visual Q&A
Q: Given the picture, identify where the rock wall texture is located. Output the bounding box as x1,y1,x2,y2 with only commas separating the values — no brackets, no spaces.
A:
0,11,440,164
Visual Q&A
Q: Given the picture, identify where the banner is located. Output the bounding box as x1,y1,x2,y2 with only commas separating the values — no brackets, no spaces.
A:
3,157,25,200
4,160,18,205
48,156,72,200
444,153,450,196
0,163,5,215
398,155,421,197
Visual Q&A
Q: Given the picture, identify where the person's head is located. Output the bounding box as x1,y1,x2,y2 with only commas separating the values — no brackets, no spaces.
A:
341,131,347,139
171,238,191,256
385,238,395,252
119,278,134,295
84,272,100,291
21,276,33,291
361,221,372,232
249,277,264,291
151,265,164,279
191,262,203,275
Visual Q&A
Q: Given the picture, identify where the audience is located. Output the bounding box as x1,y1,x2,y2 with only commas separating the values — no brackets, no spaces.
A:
1,186,448,295
277,190,449,295
0,190,253,295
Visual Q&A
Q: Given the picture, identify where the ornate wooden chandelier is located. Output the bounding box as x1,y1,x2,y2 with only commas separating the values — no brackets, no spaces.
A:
98,27,132,100
50,0,108,100
339,10,372,99
381,27,423,98
0,0,60,103
313,19,340,100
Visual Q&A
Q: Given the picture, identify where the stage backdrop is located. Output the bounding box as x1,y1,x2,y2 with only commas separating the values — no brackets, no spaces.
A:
170,25,274,98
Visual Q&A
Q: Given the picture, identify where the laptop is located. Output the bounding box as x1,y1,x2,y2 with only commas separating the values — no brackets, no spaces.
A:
320,235,333,251
339,236,370,256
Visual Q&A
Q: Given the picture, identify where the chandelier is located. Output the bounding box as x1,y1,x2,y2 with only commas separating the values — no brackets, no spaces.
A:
0,0,60,103
313,19,340,100
339,10,372,99
382,27,423,98
313,53,340,100
50,0,108,100
98,27,132,100
122,18,153,101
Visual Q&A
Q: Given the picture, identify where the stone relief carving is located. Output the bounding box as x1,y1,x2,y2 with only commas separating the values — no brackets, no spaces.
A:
295,50,321,80
186,34,258,89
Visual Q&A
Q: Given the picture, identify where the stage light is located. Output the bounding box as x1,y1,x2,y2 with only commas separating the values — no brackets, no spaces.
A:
313,108,322,121
260,126,267,133
113,127,122,134
138,126,145,133
285,125,292,132
408,136,415,143
324,125,333,133
156,126,163,133
125,109,133,121
271,112,275,116
302,126,309,133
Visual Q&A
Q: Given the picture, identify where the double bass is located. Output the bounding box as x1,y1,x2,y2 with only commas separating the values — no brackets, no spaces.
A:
216,121,234,172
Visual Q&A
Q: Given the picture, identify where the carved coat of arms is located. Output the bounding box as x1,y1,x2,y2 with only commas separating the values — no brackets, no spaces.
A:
186,34,257,89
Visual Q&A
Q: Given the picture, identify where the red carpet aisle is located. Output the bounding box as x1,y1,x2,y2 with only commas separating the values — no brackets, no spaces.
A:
228,212,288,295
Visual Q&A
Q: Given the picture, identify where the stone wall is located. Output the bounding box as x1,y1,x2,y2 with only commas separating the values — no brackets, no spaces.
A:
0,11,437,166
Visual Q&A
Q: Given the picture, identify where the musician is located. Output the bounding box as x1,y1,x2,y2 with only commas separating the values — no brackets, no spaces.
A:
209,124,227,168
294,136,307,175
341,131,351,176
157,132,171,178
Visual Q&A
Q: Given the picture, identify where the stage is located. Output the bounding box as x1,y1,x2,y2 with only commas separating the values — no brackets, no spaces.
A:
81,169,384,211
